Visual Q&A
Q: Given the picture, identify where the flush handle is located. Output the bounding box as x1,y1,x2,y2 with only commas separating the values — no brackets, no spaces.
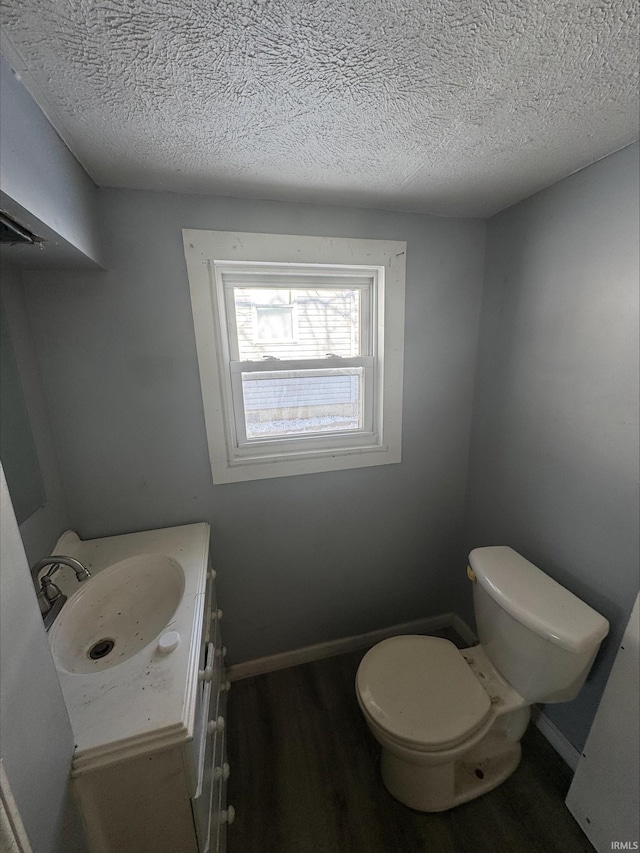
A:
467,565,476,582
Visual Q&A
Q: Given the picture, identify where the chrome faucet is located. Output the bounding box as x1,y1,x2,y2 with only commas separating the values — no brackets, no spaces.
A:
32,556,91,630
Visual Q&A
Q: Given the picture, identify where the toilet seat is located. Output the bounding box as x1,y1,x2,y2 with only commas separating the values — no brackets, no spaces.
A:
356,636,492,751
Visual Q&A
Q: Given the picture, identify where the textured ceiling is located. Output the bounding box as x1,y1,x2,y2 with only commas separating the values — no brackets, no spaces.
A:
1,0,638,217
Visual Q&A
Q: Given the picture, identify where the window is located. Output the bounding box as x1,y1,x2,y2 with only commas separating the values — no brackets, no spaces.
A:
183,230,406,483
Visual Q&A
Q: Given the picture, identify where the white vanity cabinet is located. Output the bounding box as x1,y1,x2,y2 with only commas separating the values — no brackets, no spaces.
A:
46,524,233,853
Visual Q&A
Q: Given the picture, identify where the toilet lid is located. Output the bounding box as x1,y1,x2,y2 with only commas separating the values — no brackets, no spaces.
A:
356,636,492,750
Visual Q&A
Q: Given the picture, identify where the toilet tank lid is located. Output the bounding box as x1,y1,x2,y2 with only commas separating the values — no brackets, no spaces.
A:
469,547,609,654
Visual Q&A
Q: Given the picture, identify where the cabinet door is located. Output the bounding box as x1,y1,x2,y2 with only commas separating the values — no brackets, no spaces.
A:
75,748,198,853
192,695,217,852
211,687,232,853
192,591,227,852
187,579,215,794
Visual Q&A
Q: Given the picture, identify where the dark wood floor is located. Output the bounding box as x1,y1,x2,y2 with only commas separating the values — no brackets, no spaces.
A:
227,633,595,853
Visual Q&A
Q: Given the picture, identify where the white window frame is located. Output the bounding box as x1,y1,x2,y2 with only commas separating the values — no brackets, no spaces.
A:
183,230,406,483
222,265,376,451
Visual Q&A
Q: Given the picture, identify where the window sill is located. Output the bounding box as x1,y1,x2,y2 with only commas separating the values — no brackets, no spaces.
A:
214,442,398,483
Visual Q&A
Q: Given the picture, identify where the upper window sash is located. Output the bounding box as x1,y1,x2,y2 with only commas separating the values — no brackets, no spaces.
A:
215,263,379,364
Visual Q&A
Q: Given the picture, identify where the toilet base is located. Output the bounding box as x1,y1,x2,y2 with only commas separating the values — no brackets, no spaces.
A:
380,735,522,812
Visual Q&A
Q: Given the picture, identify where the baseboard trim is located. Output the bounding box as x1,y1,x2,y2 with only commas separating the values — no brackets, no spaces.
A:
533,710,580,771
451,613,478,646
227,612,459,681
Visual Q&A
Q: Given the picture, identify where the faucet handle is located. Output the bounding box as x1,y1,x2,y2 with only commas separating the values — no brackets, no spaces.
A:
44,562,61,578
41,576,63,602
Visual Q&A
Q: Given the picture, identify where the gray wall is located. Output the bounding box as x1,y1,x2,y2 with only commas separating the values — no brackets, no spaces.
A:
0,263,73,564
0,60,96,853
0,54,103,267
24,190,486,663
467,142,640,751
0,464,88,853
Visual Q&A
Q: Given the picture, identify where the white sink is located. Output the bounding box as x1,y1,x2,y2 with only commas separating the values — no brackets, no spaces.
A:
49,554,185,674
46,523,210,770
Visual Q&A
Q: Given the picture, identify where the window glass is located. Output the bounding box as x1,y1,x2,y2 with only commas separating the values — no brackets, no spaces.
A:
234,287,362,360
241,367,363,439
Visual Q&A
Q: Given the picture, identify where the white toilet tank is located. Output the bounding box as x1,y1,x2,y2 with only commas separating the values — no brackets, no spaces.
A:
469,547,609,703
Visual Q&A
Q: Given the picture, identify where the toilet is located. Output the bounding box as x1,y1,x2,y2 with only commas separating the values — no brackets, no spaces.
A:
355,546,609,812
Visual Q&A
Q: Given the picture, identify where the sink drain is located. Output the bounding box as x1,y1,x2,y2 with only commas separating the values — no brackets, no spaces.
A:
88,639,115,660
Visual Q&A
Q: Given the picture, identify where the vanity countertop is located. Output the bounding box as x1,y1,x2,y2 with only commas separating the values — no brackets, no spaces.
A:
46,523,210,775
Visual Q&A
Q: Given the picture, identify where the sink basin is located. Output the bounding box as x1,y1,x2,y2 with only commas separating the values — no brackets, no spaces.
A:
49,555,185,674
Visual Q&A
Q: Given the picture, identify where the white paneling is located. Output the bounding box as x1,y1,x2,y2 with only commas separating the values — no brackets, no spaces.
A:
0,465,87,852
566,595,640,852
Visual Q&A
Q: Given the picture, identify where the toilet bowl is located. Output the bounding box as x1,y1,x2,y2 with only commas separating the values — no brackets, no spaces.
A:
356,547,609,812
357,636,530,811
